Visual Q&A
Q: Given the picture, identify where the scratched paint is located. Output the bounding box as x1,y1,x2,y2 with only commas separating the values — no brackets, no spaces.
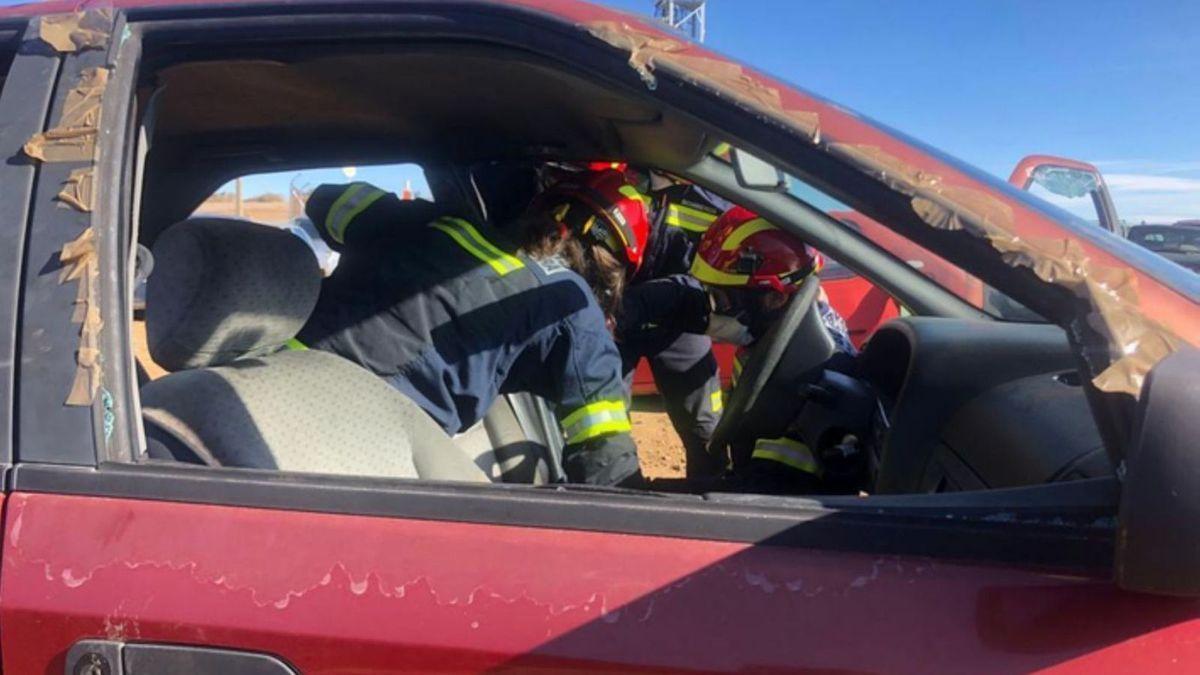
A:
5,492,1198,674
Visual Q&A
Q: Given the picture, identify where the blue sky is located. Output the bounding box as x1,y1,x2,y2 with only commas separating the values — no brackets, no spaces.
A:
5,0,1197,223
596,0,1200,224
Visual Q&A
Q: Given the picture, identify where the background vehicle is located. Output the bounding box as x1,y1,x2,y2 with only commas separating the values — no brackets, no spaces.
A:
1,1,1198,673
1128,222,1200,272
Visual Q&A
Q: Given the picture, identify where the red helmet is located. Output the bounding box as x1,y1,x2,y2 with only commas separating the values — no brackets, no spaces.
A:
540,169,651,274
691,206,822,294
585,161,628,173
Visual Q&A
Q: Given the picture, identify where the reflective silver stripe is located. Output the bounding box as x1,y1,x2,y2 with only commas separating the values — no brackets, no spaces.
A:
325,183,387,244
752,437,821,475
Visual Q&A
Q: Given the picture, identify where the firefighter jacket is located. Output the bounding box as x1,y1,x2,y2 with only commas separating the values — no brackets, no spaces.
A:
298,183,639,486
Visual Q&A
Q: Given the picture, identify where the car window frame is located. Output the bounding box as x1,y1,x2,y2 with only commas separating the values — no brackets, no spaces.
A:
0,18,48,475
10,5,1119,579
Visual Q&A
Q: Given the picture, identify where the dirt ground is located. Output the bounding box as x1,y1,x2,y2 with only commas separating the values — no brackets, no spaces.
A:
194,197,294,224
630,402,687,480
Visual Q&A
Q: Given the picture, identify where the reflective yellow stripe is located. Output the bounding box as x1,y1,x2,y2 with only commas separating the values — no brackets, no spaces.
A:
731,355,744,387
674,203,718,222
570,419,632,443
432,217,525,276
666,204,718,233
561,399,631,444
450,218,525,270
666,210,709,232
284,338,307,351
710,390,723,413
325,183,387,244
560,399,624,429
752,437,820,475
722,217,775,251
690,252,750,286
618,185,651,206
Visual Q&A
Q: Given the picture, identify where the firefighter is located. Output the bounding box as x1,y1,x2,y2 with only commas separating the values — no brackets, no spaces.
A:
542,165,731,479
690,206,857,493
296,181,641,487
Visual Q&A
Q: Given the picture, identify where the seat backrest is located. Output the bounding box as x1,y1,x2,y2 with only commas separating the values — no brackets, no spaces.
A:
140,217,487,483
452,393,553,484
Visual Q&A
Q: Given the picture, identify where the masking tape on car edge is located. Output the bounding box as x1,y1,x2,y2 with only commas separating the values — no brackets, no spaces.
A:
589,18,1176,396
24,67,109,163
58,167,95,212
60,228,103,406
829,142,1185,397
585,20,820,143
37,9,112,53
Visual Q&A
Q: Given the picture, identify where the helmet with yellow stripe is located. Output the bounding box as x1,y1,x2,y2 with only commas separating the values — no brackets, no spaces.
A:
538,169,651,276
691,206,822,295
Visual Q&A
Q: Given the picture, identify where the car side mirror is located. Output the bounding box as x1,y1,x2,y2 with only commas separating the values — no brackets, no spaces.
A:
731,148,786,191
1116,347,1200,596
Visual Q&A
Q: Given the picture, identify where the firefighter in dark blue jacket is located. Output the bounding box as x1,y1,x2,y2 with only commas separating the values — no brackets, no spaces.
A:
297,181,640,486
565,166,729,479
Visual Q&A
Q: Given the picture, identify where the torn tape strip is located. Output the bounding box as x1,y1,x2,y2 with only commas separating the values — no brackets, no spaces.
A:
59,67,109,129
60,228,103,406
586,18,1179,396
38,9,113,54
829,142,1184,397
58,167,95,212
586,20,821,143
24,68,109,163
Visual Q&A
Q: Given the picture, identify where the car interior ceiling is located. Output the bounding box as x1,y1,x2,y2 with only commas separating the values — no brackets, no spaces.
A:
131,40,1112,498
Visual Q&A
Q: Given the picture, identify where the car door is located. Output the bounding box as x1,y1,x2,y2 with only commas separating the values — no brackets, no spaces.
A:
2,5,1199,674
1009,154,1122,234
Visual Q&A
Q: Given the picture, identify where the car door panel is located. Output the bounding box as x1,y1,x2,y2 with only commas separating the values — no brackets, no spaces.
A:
4,489,1198,673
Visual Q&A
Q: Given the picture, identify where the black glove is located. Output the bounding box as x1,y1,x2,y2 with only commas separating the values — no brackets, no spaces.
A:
617,275,710,339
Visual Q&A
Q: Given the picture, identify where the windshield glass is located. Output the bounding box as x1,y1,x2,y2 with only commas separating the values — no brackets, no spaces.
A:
783,172,1038,320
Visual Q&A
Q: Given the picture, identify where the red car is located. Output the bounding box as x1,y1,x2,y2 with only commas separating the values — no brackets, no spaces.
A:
1,1,1199,673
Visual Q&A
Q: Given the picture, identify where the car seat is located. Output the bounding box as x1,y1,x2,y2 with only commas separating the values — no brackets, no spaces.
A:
138,217,489,483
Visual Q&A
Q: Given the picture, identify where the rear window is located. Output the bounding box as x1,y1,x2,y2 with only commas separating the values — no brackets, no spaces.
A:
1131,227,1200,252
194,163,432,225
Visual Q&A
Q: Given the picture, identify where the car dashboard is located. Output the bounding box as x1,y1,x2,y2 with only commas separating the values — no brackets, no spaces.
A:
857,318,1112,494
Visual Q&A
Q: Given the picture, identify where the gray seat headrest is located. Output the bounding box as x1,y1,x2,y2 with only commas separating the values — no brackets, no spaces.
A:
147,218,320,371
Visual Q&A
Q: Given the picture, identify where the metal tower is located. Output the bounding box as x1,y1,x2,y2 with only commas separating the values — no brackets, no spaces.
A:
654,0,707,43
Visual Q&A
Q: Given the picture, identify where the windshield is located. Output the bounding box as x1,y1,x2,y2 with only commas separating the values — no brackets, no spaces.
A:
784,173,1038,320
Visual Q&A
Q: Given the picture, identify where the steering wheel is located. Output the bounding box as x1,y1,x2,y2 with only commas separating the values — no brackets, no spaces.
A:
706,274,834,463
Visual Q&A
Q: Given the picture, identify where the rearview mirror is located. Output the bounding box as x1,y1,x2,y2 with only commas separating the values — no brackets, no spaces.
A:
1116,347,1200,596
731,148,786,191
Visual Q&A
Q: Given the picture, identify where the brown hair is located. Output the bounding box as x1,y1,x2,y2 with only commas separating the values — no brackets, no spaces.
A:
517,212,626,322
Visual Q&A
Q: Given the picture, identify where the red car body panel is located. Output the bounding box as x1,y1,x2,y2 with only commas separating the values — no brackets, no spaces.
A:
5,491,1200,674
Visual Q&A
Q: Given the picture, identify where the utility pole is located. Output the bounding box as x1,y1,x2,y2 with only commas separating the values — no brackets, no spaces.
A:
653,0,707,43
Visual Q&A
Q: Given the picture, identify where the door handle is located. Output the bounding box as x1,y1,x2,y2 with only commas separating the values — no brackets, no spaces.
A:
67,640,297,675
